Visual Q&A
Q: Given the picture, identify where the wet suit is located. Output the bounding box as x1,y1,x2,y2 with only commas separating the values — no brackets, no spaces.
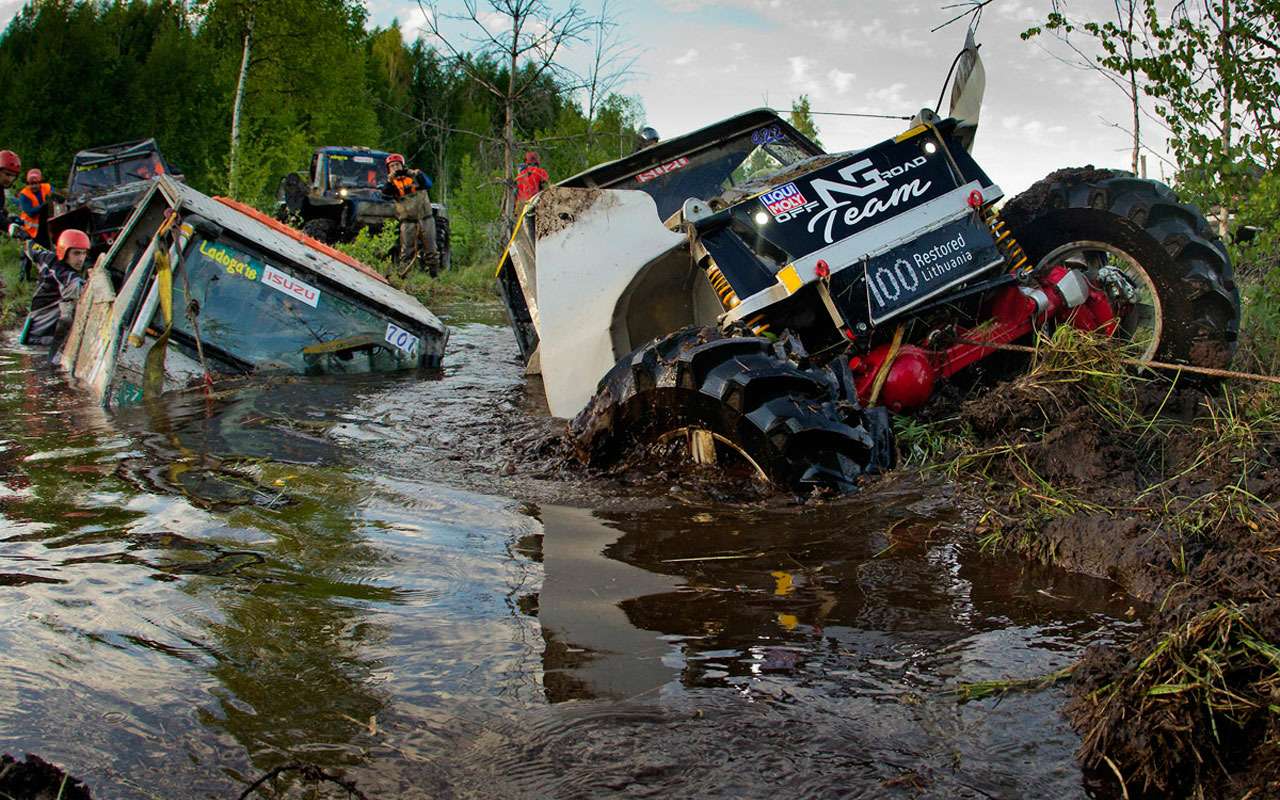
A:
380,168,439,276
20,242,84,352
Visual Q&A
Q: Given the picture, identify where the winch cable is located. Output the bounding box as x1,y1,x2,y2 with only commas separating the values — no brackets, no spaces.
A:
868,324,907,406
953,338,1280,387
177,264,214,390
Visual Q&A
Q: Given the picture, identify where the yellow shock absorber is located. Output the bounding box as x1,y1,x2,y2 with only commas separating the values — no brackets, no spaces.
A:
984,207,1031,275
693,237,771,335
704,262,741,310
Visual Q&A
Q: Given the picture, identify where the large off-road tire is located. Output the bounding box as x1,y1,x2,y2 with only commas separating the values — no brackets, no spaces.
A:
570,327,894,494
301,217,339,245
435,215,452,272
1002,167,1240,367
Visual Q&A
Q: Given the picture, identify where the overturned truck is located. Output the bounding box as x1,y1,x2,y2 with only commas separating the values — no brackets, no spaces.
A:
60,176,448,407
497,36,1238,494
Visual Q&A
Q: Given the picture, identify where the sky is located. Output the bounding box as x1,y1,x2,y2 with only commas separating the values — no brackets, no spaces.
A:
363,0,1172,197
0,0,1169,197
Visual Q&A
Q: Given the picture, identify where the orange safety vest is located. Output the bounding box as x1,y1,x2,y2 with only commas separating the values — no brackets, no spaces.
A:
390,174,419,199
18,183,50,237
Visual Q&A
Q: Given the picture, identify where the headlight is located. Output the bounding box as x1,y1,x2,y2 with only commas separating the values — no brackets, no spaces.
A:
754,211,769,226
339,188,349,197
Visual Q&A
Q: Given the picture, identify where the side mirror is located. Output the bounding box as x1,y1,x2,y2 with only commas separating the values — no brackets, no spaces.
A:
1234,225,1261,245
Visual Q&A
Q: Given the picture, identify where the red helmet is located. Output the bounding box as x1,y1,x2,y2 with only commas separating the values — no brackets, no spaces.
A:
385,153,405,168
524,151,539,165
56,229,91,260
0,150,20,174
25,168,41,184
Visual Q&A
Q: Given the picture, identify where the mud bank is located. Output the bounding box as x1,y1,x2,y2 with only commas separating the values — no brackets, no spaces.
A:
925,332,1280,798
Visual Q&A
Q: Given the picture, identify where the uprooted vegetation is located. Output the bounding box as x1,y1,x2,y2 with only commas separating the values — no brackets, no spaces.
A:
899,327,1280,798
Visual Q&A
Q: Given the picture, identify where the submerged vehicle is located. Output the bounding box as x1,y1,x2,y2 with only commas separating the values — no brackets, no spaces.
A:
496,34,1238,493
275,145,451,270
59,176,448,407
45,138,183,255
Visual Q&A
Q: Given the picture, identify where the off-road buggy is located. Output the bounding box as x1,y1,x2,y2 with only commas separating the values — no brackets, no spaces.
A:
276,146,451,272
44,138,183,256
496,36,1239,493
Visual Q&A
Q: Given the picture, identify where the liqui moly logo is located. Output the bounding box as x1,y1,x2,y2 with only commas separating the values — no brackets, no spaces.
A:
262,265,321,308
760,183,819,222
806,156,933,244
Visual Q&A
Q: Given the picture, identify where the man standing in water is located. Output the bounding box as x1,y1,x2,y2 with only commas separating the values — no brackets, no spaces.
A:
381,153,440,277
16,228,90,354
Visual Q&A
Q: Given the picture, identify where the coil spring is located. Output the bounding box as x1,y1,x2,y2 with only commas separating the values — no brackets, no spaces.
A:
705,262,740,310
703,261,771,335
984,208,1031,275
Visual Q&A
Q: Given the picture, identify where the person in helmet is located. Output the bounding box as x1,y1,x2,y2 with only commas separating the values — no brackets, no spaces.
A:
17,228,89,349
17,168,53,239
637,127,660,151
515,151,549,205
0,150,22,231
379,153,440,277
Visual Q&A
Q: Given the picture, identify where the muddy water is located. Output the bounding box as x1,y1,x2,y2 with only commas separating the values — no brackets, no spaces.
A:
0,306,1140,799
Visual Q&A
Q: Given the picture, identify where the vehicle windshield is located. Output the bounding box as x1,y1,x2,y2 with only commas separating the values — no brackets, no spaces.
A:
610,121,815,219
171,235,421,375
325,154,387,190
71,154,166,192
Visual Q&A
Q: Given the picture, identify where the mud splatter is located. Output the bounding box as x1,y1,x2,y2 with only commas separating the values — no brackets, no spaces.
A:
534,186,609,239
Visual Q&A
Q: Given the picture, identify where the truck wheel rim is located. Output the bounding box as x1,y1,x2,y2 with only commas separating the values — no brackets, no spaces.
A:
1036,240,1163,361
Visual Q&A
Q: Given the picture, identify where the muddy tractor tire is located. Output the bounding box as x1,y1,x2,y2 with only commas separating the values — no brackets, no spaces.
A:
435,215,452,272
1002,167,1240,367
302,217,339,245
570,327,894,494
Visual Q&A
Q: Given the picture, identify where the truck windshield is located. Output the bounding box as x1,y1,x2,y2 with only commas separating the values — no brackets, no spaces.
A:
71,155,166,192
610,122,815,220
326,154,386,189
171,235,421,375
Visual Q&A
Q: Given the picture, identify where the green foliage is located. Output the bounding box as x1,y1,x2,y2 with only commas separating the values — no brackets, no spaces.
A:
334,223,399,275
789,95,822,150
450,153,505,270
0,239,34,327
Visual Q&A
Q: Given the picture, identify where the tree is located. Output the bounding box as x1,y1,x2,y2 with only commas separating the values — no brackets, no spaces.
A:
1023,1,1151,174
421,0,594,223
789,95,823,150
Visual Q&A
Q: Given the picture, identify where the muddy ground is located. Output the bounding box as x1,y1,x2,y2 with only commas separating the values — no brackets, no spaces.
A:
927,339,1280,799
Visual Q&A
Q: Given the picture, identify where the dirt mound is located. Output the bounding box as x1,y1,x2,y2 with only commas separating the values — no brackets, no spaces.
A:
926,329,1280,798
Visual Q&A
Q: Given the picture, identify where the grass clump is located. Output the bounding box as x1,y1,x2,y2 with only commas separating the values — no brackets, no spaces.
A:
0,239,34,328
335,223,497,306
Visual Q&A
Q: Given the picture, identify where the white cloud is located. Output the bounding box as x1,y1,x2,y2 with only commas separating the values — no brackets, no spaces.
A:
827,68,855,95
673,48,699,66
397,4,433,43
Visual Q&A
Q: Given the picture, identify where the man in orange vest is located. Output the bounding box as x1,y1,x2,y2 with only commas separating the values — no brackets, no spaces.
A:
515,151,549,205
17,169,53,239
380,153,439,277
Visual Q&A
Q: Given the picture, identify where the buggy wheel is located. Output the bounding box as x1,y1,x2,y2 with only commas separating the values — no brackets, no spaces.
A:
301,218,339,245
1002,168,1239,368
435,216,452,272
570,326,895,494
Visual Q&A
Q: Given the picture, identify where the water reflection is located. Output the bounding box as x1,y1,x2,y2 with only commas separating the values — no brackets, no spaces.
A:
0,323,1142,799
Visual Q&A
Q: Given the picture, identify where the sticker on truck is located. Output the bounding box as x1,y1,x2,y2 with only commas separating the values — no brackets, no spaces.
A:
261,265,321,308
384,322,420,356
